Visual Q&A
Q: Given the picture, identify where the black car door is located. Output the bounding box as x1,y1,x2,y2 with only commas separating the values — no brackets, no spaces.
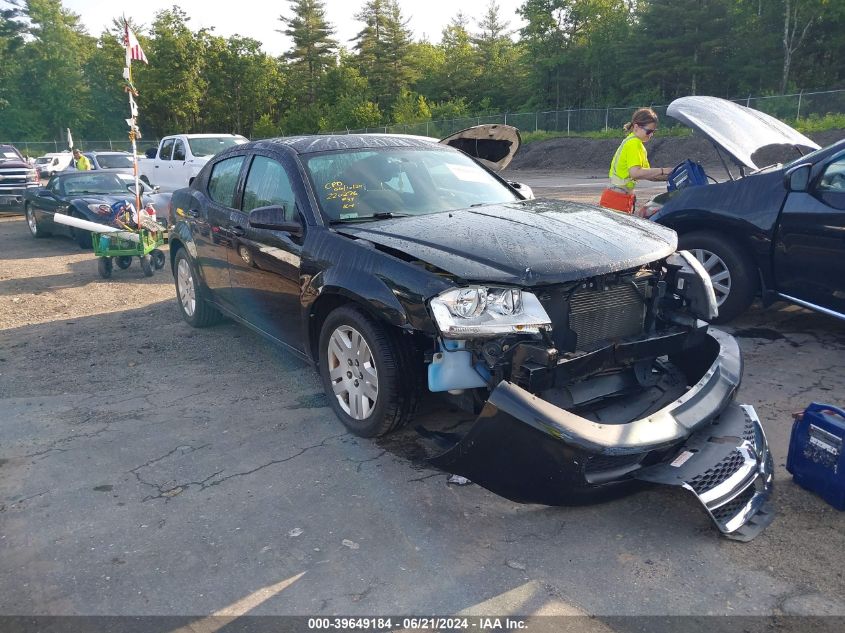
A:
189,154,248,311
33,177,69,235
226,153,306,353
774,151,845,315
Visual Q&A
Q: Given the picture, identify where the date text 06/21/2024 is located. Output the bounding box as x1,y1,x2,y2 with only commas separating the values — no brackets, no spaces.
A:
306,617,529,630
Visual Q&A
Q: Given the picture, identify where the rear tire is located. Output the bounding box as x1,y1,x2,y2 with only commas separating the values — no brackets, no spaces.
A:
173,247,223,327
98,257,113,279
116,256,132,270
318,305,417,437
25,204,50,238
678,230,757,323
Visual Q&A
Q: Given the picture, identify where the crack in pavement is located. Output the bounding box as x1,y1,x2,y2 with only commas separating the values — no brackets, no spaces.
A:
348,449,387,473
131,432,348,502
407,471,444,483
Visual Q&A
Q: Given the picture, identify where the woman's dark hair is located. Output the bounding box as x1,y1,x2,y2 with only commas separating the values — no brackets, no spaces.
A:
623,108,658,133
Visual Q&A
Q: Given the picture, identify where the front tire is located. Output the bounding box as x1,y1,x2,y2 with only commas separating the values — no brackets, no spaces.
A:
25,205,50,238
318,305,416,437
173,248,223,327
678,231,757,323
140,254,154,277
98,257,113,279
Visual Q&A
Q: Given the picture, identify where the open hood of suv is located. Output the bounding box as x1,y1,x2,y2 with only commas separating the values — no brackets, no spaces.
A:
440,125,521,171
667,96,820,170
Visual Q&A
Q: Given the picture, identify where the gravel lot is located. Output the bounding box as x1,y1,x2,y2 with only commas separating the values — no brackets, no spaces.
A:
2,189,845,628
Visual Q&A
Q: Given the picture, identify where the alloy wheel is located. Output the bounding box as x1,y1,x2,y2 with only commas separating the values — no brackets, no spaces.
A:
691,248,731,306
26,208,37,236
176,258,196,317
327,325,378,420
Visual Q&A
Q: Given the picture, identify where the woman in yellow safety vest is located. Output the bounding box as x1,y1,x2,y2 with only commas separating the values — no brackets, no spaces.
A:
600,108,670,213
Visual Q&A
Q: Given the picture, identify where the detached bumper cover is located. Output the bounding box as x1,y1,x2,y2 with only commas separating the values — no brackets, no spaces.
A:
429,328,774,539
634,403,774,541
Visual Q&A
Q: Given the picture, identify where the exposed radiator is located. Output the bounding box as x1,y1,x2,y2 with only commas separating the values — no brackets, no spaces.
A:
569,280,647,350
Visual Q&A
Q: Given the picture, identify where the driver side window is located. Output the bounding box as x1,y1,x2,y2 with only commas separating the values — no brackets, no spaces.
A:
818,155,845,193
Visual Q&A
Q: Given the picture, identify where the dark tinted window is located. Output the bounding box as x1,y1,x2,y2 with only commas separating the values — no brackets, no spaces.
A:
818,155,845,193
207,156,245,207
242,156,295,217
173,141,186,161
159,139,174,161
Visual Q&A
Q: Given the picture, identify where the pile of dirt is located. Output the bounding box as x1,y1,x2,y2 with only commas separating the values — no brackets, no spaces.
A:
510,129,845,173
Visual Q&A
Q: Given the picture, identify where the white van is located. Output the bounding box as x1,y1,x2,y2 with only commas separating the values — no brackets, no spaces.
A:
34,152,73,179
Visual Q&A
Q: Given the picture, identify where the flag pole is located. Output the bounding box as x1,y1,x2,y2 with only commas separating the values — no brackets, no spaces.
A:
123,17,142,221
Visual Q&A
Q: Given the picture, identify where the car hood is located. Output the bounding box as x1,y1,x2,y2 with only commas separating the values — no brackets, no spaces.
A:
667,96,820,170
439,125,521,171
0,159,32,169
336,200,677,286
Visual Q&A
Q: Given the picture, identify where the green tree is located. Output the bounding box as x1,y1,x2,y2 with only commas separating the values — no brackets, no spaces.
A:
135,8,207,135
202,35,284,135
353,0,413,107
19,0,94,140
279,0,336,105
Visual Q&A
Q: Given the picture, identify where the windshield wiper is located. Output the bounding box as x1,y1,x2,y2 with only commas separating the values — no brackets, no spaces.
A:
329,212,413,224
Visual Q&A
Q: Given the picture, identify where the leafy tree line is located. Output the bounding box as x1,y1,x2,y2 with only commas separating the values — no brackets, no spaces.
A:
1,0,843,144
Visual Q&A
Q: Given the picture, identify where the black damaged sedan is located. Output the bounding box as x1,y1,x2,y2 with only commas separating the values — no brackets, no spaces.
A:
168,127,774,540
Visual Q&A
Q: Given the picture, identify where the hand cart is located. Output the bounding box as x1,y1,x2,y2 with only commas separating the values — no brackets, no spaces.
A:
92,228,167,278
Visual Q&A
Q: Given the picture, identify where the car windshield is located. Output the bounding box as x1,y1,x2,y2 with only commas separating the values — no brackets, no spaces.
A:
63,173,129,195
303,147,519,222
35,157,51,164
187,136,248,158
96,154,134,169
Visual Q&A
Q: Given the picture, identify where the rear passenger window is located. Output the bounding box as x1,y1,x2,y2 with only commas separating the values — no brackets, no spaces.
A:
173,140,186,162
208,156,245,208
242,156,295,217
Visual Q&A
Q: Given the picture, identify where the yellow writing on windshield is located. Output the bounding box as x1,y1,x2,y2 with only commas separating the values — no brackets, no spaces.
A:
325,181,362,209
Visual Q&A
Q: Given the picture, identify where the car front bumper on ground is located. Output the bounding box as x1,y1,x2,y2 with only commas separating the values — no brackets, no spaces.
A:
430,327,774,540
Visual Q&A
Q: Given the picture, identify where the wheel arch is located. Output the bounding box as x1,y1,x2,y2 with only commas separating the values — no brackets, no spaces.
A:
306,287,414,364
659,214,771,290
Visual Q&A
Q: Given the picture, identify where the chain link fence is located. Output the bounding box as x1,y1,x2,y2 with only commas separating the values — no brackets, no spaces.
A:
4,89,844,154
0,138,160,159
330,88,845,138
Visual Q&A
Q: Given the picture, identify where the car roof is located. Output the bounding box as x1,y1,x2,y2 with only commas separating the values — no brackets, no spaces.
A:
254,134,442,155
87,151,131,155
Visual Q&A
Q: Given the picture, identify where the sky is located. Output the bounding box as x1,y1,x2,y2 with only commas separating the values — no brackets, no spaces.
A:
63,0,528,56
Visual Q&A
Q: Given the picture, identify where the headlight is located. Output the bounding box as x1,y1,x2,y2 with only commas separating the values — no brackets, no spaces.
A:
430,287,551,338
87,203,112,216
26,170,38,182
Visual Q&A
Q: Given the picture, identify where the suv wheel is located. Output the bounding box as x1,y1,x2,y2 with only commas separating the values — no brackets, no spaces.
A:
25,205,50,238
678,231,757,323
318,305,416,437
174,248,223,327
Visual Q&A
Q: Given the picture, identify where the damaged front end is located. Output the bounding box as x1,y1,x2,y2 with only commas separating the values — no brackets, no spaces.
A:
423,252,774,540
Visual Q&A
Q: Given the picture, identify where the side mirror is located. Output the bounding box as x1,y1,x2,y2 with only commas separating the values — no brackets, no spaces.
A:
37,188,53,197
145,148,157,159
248,204,303,236
785,163,811,192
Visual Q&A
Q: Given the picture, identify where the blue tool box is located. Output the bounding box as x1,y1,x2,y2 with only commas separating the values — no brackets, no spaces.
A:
667,159,708,191
786,403,845,510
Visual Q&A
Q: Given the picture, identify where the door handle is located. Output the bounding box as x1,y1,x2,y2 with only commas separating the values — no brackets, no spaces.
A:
188,209,200,218
154,165,159,168
231,226,245,237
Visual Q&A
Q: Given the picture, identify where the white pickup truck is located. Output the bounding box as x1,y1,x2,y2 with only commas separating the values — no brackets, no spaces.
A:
139,133,248,192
